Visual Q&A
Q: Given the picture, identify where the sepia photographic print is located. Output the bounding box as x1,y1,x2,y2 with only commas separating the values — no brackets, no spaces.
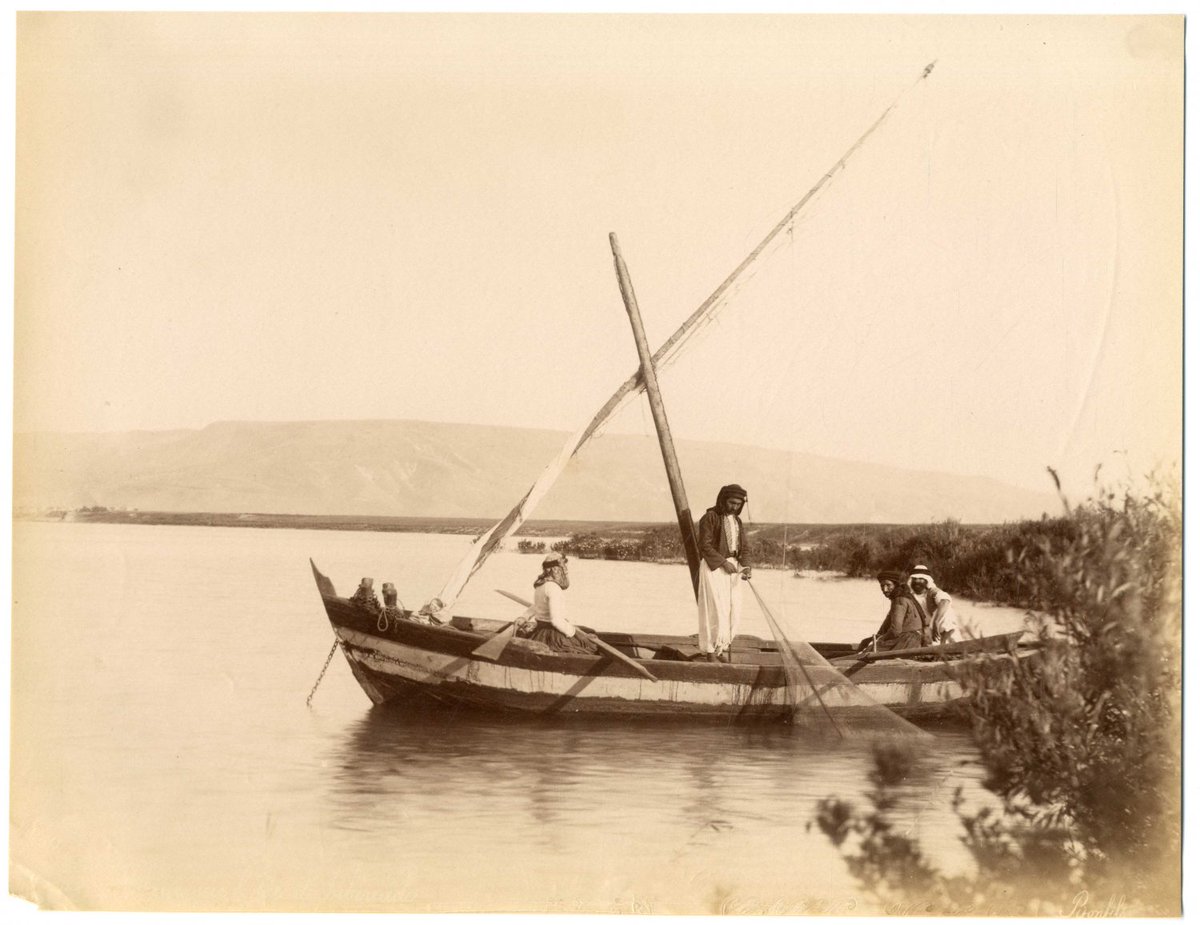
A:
8,10,1184,918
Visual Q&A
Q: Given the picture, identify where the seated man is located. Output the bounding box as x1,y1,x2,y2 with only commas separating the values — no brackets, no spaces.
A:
859,569,926,652
907,564,960,643
518,553,597,655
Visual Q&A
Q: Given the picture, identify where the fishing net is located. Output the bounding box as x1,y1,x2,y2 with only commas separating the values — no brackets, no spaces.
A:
746,580,930,740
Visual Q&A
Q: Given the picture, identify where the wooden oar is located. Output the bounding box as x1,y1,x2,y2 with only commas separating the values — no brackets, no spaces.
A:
853,630,1026,663
494,590,658,682
471,619,521,661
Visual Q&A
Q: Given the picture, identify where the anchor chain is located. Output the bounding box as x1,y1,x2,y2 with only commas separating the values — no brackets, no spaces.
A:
306,640,341,706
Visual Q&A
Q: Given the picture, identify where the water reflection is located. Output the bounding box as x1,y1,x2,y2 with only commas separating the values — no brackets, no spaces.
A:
325,703,987,878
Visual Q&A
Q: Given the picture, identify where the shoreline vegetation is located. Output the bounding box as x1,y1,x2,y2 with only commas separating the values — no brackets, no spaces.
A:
35,480,1171,612
27,506,1086,610
524,518,1094,612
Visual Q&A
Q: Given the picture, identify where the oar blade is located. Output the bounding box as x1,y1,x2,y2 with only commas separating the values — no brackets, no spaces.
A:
859,630,1027,662
472,621,518,661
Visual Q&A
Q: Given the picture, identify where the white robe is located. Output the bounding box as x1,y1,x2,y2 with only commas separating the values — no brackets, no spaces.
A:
698,560,743,655
910,580,963,640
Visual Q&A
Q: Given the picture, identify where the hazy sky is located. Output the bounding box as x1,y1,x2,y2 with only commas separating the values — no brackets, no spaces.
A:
13,13,1182,496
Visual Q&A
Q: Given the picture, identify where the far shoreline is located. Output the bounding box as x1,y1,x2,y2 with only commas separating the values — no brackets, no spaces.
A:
18,507,1050,610
17,508,971,539
17,508,689,536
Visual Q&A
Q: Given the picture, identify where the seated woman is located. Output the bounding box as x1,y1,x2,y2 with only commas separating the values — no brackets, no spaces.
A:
858,569,927,652
518,553,598,655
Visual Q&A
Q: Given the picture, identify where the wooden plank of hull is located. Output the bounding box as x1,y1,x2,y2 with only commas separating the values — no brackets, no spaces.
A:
332,625,965,720
346,654,791,720
343,650,966,722
850,631,1027,662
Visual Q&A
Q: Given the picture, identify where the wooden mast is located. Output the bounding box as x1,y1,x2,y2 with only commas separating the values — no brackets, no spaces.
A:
609,232,701,598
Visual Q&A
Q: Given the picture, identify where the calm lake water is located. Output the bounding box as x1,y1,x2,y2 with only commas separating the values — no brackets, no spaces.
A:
11,521,1030,913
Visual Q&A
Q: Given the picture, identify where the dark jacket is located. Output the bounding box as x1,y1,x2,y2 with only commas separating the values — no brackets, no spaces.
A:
696,508,749,571
870,593,927,647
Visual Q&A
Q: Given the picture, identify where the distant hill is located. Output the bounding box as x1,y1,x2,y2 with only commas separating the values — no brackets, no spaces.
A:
13,419,1057,524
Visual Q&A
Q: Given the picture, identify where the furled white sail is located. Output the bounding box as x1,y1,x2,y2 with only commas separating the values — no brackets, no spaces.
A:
423,413,608,616
424,61,937,616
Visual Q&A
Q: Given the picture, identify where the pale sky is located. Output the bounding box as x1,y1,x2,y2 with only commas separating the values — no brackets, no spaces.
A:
13,13,1182,496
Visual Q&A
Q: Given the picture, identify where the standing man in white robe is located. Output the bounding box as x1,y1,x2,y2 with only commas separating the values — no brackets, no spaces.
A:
695,484,751,663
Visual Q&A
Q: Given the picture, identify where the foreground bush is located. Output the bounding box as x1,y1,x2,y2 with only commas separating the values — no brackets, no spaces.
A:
813,475,1181,914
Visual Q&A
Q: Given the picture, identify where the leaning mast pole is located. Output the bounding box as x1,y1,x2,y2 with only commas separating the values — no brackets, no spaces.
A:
609,233,702,598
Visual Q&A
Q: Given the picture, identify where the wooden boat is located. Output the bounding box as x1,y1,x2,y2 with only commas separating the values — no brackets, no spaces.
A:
311,561,1028,723
307,63,1030,725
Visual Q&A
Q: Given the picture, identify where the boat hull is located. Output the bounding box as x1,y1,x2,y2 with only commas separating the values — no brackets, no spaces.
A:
311,564,1003,723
